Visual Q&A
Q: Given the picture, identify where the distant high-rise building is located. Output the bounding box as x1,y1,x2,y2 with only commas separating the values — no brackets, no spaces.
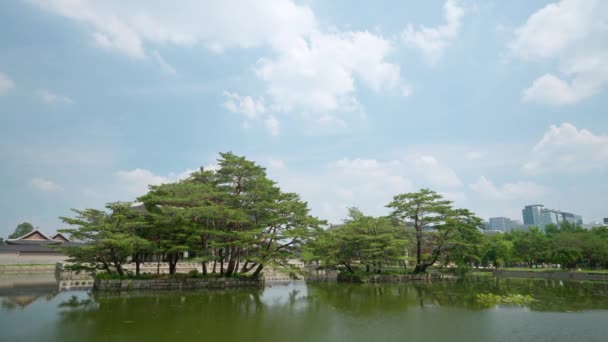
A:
522,205,543,226
489,217,521,232
522,204,581,229
604,218,608,225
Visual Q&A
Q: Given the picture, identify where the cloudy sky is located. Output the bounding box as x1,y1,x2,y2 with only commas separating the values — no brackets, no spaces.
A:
1,0,607,237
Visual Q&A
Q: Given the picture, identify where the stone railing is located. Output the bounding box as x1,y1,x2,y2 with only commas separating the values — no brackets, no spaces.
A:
94,277,264,292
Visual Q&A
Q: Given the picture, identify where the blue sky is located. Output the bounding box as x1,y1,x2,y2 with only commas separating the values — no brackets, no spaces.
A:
1,0,607,237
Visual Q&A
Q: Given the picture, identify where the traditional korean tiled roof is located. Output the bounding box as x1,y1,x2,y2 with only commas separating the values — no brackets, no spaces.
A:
51,233,70,242
6,229,61,245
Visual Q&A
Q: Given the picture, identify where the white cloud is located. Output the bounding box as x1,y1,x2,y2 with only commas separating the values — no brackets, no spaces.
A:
223,91,266,120
523,123,608,173
0,72,15,95
521,74,581,105
256,30,404,116
413,155,462,187
264,115,280,136
30,177,63,192
401,0,465,64
113,168,196,199
152,51,177,76
29,0,316,58
270,154,463,223
511,0,608,105
40,90,73,104
223,92,283,135
470,176,546,200
31,0,406,129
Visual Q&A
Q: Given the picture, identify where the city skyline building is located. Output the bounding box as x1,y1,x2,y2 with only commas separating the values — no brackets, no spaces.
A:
489,217,522,232
522,204,583,229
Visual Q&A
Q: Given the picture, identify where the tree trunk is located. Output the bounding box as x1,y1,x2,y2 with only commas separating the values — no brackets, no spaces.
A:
157,254,161,275
219,249,224,276
252,264,264,278
343,262,354,274
202,261,207,276
416,235,422,266
115,262,124,276
234,254,240,275
413,263,429,274
225,247,237,277
169,255,178,275
242,262,257,273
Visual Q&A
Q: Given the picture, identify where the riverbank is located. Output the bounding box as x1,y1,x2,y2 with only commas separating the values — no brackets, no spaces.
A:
492,269,608,282
94,276,265,292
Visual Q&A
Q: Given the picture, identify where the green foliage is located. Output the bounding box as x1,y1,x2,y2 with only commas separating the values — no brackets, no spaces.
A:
62,152,323,278
303,208,408,274
480,234,513,267
479,222,608,270
60,203,152,276
8,222,34,239
510,227,550,267
387,189,484,273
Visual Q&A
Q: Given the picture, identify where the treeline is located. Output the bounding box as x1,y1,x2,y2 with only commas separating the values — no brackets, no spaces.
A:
302,189,608,274
60,152,324,277
303,189,485,274
59,152,608,277
480,223,608,270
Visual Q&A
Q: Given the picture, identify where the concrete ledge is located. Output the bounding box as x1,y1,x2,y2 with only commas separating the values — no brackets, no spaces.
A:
0,264,56,273
94,277,264,292
493,270,608,282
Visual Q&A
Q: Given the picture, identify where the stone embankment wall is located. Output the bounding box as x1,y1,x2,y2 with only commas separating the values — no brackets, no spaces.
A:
493,270,608,282
0,264,56,273
338,273,455,283
94,277,264,292
0,253,68,265
304,269,338,282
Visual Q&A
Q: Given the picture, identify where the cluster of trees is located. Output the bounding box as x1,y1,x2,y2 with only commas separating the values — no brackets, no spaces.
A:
0,222,35,244
57,152,608,277
304,189,485,274
60,152,324,277
5,222,35,240
303,208,409,274
480,223,608,270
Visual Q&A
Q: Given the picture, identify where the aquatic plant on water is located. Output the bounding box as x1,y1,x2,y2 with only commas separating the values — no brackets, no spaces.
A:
475,293,536,306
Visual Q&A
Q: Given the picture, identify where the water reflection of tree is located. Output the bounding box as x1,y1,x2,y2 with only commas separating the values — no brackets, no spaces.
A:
307,278,608,314
50,286,332,341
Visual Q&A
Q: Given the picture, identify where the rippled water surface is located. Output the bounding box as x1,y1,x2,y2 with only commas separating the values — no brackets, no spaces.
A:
1,274,608,342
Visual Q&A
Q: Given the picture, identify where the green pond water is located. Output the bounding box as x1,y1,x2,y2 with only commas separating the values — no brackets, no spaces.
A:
1,275,608,342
